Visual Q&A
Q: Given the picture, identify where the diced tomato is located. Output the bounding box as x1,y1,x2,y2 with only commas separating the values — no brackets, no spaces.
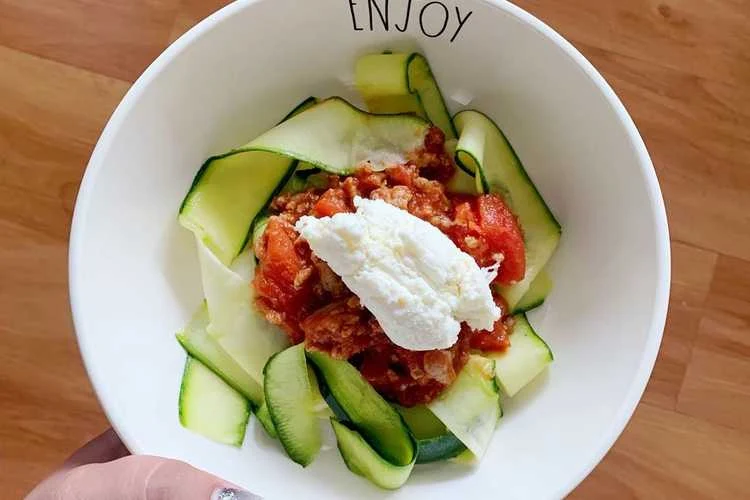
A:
469,321,510,352
252,217,316,343
385,164,418,187
355,167,387,195
447,194,525,285
477,195,525,284
260,218,304,287
311,188,351,217
468,294,511,352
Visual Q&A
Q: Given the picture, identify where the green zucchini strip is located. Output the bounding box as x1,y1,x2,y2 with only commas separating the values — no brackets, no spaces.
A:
195,242,288,385
246,97,429,174
176,303,264,408
490,314,553,397
453,109,561,307
355,52,457,142
428,355,501,459
331,419,416,490
513,269,553,314
306,350,416,467
178,356,251,447
179,97,317,265
263,344,322,467
396,404,467,463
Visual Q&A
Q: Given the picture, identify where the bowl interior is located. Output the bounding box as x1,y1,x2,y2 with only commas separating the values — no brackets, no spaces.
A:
70,0,669,498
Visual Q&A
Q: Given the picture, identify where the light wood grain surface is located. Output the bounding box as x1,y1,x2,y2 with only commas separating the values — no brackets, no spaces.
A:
1,0,748,498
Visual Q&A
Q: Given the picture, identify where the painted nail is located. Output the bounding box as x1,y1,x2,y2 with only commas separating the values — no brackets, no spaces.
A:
211,487,263,500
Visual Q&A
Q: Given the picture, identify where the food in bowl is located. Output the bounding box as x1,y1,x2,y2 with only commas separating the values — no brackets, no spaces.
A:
174,52,561,489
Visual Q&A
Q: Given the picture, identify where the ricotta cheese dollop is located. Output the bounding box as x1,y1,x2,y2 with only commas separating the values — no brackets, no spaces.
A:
295,197,501,351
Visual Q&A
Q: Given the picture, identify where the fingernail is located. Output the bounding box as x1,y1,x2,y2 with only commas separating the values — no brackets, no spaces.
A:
211,487,263,500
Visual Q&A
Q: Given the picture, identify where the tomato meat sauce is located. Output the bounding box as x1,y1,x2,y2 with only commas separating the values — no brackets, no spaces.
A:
253,127,524,406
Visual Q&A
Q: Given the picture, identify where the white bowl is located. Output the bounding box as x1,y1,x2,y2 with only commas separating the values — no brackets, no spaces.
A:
69,0,670,498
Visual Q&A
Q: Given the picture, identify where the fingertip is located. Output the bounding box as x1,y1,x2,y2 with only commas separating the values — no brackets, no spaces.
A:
211,487,263,500
143,458,264,500
139,456,226,499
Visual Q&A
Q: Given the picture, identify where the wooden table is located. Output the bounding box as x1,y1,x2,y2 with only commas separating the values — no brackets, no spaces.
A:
1,1,748,497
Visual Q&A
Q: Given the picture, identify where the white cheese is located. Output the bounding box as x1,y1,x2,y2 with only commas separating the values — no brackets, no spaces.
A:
295,197,501,351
